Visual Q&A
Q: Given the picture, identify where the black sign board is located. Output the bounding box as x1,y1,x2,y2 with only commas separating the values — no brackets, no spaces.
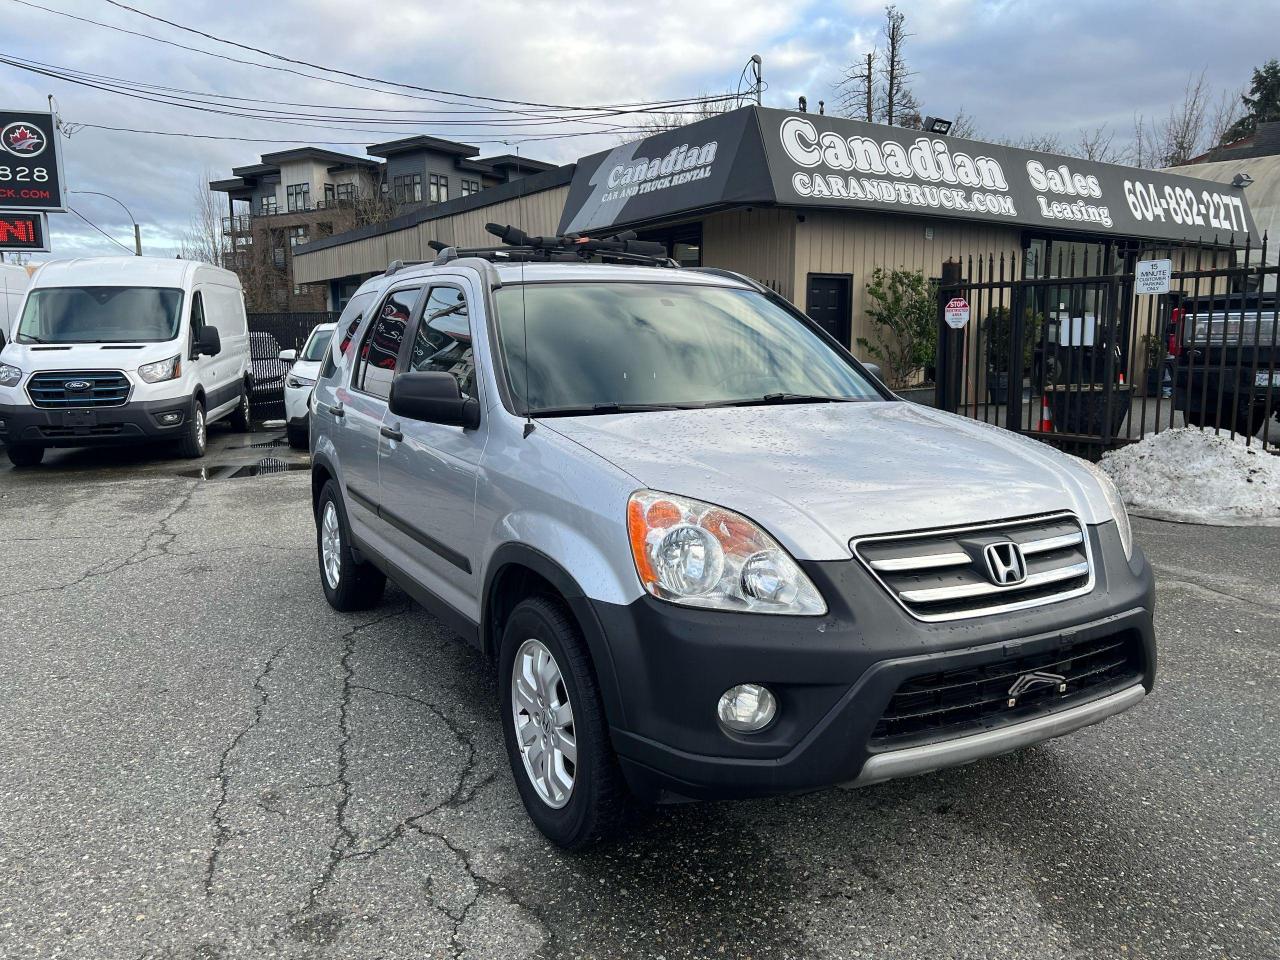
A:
0,211,48,251
560,107,1259,244
0,110,66,213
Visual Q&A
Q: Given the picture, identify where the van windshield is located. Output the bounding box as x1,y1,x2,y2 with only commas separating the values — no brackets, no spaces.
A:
16,287,184,344
494,281,882,415
302,327,334,361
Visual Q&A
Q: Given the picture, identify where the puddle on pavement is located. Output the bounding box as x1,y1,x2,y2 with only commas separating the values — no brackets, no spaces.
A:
179,458,308,480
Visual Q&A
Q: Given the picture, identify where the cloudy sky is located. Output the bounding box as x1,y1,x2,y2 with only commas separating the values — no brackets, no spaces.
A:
3,0,1275,260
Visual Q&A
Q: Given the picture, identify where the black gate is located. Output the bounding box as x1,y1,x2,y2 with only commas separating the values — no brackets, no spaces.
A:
934,235,1278,459
245,311,339,419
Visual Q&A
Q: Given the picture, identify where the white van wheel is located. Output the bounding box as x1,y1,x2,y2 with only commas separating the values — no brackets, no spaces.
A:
177,399,207,459
230,383,252,432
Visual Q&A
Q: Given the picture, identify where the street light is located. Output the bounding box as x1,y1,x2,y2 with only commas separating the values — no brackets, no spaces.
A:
68,190,142,255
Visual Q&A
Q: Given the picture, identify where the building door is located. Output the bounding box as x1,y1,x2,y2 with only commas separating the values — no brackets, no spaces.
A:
806,274,852,346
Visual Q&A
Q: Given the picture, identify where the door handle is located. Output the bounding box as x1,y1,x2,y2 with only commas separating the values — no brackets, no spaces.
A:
327,403,345,418
380,424,404,442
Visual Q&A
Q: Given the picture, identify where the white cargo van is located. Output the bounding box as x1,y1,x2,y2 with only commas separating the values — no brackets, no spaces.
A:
0,262,30,348
0,257,252,467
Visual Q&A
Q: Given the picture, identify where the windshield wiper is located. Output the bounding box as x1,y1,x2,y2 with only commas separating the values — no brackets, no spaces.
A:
532,402,692,417
701,393,861,408
16,334,46,344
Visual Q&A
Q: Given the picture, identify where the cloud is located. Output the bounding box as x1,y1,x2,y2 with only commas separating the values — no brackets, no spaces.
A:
2,0,1275,260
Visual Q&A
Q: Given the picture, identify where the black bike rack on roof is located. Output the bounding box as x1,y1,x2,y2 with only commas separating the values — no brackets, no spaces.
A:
427,223,679,269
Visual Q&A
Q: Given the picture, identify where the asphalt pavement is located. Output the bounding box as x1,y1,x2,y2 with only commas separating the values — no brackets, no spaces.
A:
0,427,1276,960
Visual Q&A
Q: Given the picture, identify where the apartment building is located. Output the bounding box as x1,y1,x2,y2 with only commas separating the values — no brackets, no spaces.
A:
210,137,555,310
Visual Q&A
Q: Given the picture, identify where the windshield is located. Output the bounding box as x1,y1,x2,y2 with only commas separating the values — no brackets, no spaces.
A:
302,326,334,362
17,286,183,344
494,281,882,414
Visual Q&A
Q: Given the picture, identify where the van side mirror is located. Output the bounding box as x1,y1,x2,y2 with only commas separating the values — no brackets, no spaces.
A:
279,348,297,363
389,371,481,429
196,326,222,357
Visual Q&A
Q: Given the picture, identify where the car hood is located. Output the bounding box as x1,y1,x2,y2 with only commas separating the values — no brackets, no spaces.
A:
0,340,184,374
542,401,1110,560
288,359,322,382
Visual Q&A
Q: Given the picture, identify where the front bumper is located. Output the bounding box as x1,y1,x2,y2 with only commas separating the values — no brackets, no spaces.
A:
0,398,191,448
587,521,1155,803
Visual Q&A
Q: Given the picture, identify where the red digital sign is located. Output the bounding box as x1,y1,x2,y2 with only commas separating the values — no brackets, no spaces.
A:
0,211,48,251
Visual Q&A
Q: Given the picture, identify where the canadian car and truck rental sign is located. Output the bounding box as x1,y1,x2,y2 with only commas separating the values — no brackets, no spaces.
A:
0,109,65,253
560,106,1258,244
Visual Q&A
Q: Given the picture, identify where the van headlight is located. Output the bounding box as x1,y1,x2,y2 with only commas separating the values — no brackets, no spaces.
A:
626,490,826,615
138,355,181,384
1080,460,1133,559
0,363,22,388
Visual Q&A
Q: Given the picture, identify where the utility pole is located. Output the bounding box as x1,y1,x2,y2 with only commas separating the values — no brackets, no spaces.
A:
750,54,763,106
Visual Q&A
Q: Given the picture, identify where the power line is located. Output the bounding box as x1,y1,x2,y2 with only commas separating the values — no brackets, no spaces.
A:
67,206,134,253
98,0,745,113
9,0,741,116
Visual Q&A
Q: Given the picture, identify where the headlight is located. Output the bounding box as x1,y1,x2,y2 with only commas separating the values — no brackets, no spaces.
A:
287,374,316,390
1080,459,1133,559
0,363,22,388
626,490,826,615
138,355,181,384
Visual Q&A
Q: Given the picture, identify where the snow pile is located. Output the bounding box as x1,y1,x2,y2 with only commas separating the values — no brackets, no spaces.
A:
1099,427,1280,526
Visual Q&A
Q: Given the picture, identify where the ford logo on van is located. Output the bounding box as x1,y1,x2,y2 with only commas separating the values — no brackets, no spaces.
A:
64,379,92,392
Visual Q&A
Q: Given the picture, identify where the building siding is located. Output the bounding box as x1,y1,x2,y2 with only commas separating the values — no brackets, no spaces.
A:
702,207,798,300
292,185,569,285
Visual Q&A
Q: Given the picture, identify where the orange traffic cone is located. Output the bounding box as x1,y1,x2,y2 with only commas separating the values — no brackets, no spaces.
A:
1039,395,1054,432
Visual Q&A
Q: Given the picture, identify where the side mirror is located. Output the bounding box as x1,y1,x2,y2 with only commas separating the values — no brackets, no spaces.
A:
863,361,883,382
389,371,480,429
196,326,222,357
279,348,297,363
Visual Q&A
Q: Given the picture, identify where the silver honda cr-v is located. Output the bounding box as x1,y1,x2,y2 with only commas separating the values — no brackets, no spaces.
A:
309,231,1155,849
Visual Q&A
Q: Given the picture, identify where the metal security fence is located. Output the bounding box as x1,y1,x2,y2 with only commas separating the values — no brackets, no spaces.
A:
245,311,339,419
934,235,1278,459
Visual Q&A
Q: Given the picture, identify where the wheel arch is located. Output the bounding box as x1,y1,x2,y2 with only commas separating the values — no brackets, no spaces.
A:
483,543,627,730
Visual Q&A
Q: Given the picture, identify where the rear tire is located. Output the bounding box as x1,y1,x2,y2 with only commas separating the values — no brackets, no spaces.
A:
6,444,45,468
176,398,207,459
316,480,386,611
499,595,630,850
229,383,252,432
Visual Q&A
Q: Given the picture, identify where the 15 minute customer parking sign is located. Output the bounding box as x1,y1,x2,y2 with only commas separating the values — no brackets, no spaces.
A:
0,110,66,213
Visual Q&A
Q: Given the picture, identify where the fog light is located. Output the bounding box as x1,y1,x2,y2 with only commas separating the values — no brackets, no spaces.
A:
158,412,182,425
717,683,777,733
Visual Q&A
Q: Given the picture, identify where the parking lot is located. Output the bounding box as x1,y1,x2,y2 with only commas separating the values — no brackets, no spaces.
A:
0,430,1276,960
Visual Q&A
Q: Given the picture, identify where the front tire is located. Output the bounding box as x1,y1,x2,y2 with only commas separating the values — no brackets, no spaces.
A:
176,398,207,459
6,444,45,468
316,480,386,611
499,595,630,849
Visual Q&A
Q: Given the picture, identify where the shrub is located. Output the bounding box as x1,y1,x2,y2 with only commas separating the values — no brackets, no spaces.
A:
857,267,938,388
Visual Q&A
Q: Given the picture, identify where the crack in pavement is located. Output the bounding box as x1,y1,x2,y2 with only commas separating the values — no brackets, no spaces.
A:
0,480,201,600
302,606,413,911
204,643,290,899
1150,560,1280,614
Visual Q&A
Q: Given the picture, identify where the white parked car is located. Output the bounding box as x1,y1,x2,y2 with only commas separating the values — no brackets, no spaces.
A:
281,321,335,449
0,257,252,466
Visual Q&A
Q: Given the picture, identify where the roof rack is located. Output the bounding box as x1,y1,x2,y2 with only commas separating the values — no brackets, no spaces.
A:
384,259,428,276
429,224,678,268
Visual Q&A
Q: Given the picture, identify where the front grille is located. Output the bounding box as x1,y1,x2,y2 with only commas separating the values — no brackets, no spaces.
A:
853,512,1093,622
871,631,1144,748
26,370,131,408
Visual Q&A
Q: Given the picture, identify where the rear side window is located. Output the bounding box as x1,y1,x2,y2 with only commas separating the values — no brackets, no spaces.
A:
337,290,377,356
353,287,420,400
408,286,475,395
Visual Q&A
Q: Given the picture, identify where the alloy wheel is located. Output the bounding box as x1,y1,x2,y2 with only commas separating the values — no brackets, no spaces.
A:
511,638,577,808
321,501,342,589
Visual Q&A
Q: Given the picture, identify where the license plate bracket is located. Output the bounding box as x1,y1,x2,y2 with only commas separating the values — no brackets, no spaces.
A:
61,410,98,429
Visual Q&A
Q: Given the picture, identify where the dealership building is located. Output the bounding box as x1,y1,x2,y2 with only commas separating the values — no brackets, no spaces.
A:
292,106,1257,349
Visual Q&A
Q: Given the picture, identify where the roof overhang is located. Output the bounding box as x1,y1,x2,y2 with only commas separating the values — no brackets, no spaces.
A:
560,106,1260,243
366,135,479,159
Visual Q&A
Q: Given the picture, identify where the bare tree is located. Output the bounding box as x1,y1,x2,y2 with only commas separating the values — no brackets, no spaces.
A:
834,50,876,122
948,108,979,140
619,96,740,139
880,6,919,127
1131,70,1214,168
178,169,225,265
1207,85,1246,150
1074,123,1123,162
